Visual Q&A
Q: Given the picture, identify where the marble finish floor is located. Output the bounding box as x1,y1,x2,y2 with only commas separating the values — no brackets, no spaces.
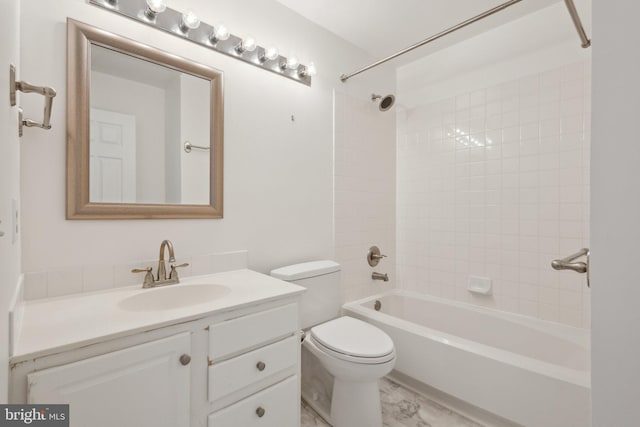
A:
301,377,484,427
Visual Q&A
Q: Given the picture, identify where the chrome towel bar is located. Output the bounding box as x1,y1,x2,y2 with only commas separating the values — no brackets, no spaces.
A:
184,141,210,153
551,248,590,287
9,65,57,137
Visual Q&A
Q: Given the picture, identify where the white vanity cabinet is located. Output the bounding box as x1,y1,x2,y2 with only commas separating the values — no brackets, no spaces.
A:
11,289,303,427
207,303,300,426
27,333,191,427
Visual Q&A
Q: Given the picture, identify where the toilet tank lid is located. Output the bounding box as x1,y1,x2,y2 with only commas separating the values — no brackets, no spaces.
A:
270,260,340,281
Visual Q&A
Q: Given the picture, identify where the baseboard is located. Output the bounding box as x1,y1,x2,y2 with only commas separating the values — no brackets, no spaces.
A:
386,370,523,427
8,274,24,357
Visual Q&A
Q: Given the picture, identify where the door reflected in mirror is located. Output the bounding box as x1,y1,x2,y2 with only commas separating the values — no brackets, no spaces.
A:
67,19,224,219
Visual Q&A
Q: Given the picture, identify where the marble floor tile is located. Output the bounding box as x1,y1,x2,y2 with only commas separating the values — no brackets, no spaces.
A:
301,398,331,427
301,377,484,427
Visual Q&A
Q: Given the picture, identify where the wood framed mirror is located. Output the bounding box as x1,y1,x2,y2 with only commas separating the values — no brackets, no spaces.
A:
66,18,223,219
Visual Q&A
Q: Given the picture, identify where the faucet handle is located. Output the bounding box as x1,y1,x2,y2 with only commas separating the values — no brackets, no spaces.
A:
367,246,387,267
132,267,155,288
169,263,190,280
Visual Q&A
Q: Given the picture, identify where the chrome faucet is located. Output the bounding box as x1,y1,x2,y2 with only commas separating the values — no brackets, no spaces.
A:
157,239,176,282
131,240,189,288
372,272,389,282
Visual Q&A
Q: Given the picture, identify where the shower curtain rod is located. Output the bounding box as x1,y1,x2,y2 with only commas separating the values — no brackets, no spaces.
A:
340,0,591,82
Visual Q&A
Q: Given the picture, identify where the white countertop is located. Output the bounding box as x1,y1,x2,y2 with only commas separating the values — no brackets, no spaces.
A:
11,269,305,362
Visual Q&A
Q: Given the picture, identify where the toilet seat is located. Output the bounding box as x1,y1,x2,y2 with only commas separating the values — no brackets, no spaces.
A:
310,316,395,364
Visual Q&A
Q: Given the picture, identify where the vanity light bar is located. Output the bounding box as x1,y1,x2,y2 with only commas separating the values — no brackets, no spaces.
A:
89,0,313,86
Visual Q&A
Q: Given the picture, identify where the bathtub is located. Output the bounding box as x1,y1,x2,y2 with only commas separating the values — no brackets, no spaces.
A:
343,290,591,427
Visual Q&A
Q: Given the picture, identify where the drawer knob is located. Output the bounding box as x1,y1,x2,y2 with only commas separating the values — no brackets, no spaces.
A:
256,407,266,418
256,361,266,371
179,354,191,366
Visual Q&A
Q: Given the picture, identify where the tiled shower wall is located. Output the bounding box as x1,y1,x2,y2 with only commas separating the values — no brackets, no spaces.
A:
396,60,591,328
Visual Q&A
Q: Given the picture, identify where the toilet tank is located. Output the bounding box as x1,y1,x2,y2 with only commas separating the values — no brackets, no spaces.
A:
271,261,341,329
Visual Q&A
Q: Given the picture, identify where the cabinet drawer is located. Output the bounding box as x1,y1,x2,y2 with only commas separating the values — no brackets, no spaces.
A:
209,335,298,402
208,376,298,427
209,303,297,360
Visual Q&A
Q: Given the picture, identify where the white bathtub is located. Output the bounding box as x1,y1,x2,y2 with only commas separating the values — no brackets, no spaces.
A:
343,290,591,427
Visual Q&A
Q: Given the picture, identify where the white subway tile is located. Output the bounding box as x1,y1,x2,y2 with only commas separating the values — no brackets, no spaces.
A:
519,299,539,318
540,102,561,120
486,115,502,130
561,80,584,100
520,123,540,140
539,303,560,322
500,81,520,98
47,268,83,298
502,111,519,128
559,309,583,328
541,69,561,88
561,97,584,117
539,286,559,306
498,295,520,312
456,93,470,110
520,138,540,156
395,62,589,328
24,272,47,301
487,86,501,102
519,107,539,125
82,264,115,292
561,62,585,82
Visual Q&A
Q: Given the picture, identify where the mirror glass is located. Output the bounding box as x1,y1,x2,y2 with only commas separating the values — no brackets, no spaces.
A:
67,19,224,219
90,45,210,205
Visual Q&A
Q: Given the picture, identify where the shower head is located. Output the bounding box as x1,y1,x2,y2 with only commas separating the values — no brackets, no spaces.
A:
371,94,395,112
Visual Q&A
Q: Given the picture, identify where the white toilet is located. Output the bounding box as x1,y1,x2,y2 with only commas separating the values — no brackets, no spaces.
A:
271,260,395,427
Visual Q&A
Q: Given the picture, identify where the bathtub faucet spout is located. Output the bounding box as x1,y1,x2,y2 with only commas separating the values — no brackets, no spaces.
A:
372,272,389,282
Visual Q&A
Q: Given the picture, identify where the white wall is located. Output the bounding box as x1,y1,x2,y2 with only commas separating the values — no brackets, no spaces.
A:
395,3,592,327
18,0,393,292
0,0,21,402
591,1,640,424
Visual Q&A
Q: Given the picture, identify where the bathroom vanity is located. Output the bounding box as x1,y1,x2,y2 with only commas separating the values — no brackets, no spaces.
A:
9,269,304,427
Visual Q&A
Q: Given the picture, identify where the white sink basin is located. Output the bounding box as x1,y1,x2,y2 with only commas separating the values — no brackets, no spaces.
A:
118,284,231,311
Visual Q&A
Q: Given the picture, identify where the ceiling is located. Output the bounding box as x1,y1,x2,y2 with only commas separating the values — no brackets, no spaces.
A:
275,0,563,66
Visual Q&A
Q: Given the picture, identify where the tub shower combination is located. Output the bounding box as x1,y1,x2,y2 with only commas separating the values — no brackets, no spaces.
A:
343,290,590,427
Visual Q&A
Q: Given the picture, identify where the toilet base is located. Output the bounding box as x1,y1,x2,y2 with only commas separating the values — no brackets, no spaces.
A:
330,378,382,427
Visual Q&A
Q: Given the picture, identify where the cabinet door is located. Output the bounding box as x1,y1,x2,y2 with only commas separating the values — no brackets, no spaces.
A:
28,333,191,427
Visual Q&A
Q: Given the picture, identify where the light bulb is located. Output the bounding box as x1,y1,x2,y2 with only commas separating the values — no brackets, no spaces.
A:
285,54,299,70
145,0,166,18
180,10,200,32
242,36,257,52
303,62,317,77
210,24,230,42
236,35,257,54
264,46,279,61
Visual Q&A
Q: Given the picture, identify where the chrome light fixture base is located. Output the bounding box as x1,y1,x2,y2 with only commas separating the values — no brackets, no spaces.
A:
89,0,312,86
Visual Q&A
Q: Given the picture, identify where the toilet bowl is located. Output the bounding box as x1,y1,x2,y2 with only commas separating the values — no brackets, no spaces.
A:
270,261,396,427
304,316,395,427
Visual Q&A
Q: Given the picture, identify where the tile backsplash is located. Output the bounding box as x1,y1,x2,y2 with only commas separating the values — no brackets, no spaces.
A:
396,60,591,328
23,250,248,301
